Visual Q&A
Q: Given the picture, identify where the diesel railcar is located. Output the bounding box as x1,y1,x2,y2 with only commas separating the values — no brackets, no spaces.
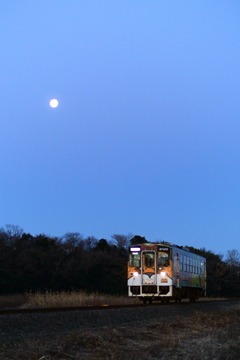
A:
127,242,206,303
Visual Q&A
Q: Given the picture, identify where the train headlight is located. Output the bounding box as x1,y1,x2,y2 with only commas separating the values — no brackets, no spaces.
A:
133,272,139,277
160,271,166,277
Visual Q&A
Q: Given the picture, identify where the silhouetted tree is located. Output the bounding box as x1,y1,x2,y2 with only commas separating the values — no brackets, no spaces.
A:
83,236,98,251
130,235,149,245
62,232,84,254
1,224,239,298
187,246,229,297
223,249,240,297
111,233,133,250
95,239,111,252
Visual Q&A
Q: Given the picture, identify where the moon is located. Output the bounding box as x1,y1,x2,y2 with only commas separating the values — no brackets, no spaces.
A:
49,99,59,108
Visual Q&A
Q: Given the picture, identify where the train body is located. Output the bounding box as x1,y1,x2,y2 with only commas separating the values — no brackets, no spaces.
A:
127,242,206,303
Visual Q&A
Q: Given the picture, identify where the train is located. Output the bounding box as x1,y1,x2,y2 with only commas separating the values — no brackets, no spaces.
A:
127,241,206,303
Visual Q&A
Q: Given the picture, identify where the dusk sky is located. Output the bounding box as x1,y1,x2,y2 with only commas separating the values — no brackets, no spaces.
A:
1,1,240,257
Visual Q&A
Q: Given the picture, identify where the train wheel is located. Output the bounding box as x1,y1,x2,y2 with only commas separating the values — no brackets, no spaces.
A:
161,299,169,304
175,298,181,303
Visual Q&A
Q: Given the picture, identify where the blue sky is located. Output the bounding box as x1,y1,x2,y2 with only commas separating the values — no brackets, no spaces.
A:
1,1,240,256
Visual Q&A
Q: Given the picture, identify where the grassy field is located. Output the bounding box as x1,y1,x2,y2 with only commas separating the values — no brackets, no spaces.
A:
51,308,240,360
0,291,227,309
0,292,239,359
1,303,240,359
0,291,139,308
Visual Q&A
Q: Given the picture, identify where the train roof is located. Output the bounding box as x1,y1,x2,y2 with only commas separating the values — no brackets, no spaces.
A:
130,241,206,259
154,241,190,251
131,241,190,251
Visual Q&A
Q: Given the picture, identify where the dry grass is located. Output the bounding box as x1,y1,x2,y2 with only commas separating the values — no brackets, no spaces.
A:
22,290,140,308
0,291,139,309
1,307,240,359
0,294,29,309
0,291,228,309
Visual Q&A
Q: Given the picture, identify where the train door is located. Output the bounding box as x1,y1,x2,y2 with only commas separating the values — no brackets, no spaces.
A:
141,250,156,285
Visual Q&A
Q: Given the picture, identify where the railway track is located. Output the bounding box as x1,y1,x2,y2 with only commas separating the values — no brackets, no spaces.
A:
1,300,240,359
0,298,237,315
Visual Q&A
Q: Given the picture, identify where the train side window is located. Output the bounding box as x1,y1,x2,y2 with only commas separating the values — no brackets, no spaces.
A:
180,254,183,271
187,256,190,272
184,255,187,271
189,257,192,273
192,258,195,273
158,252,169,267
129,252,141,267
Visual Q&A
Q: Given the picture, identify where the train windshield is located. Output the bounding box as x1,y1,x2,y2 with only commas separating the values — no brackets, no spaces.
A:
129,252,141,267
158,249,170,267
145,252,155,267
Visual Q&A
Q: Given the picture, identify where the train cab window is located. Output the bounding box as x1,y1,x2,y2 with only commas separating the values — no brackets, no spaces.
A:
158,252,169,267
129,252,141,267
145,253,154,267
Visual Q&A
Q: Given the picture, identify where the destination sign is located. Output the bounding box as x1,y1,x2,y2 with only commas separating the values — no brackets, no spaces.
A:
130,247,141,252
158,247,169,251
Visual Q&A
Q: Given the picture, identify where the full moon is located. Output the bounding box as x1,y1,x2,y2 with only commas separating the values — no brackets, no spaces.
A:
49,99,59,108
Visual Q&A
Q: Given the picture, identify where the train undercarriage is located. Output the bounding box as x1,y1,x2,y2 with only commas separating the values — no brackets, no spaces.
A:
129,285,205,304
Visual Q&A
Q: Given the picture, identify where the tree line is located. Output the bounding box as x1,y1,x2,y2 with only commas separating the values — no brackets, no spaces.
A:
0,224,240,297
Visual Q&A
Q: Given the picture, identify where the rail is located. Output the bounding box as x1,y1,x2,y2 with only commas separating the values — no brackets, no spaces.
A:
0,298,238,316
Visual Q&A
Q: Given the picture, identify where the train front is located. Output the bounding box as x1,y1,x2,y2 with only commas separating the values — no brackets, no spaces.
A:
127,243,172,303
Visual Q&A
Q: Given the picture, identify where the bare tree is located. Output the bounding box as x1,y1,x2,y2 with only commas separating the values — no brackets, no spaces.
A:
83,236,98,251
226,249,240,267
111,233,133,249
0,224,24,245
62,232,84,254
